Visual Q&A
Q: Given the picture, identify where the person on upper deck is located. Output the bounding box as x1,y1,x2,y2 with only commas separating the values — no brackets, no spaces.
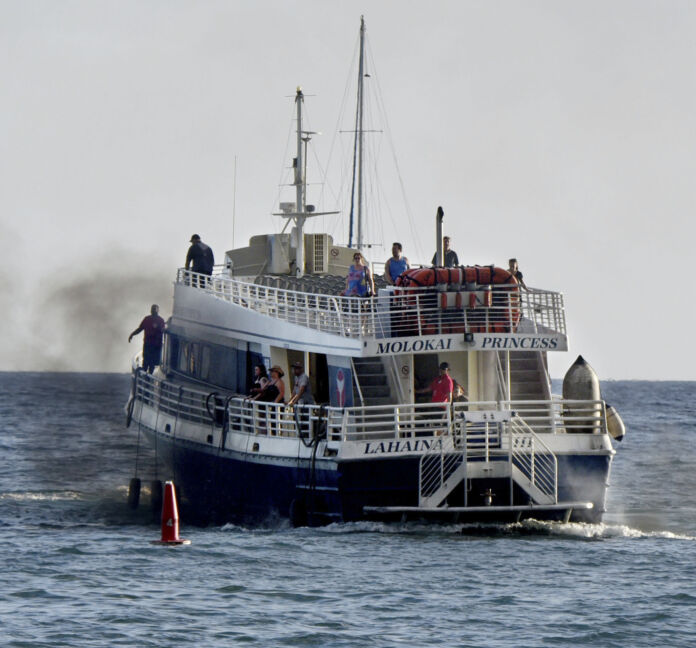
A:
431,236,459,267
343,252,375,297
416,362,454,404
287,362,314,406
253,365,286,404
185,234,214,286
128,304,166,374
384,242,410,285
508,258,528,291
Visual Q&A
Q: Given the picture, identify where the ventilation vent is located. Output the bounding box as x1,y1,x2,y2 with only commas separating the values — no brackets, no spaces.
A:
306,233,329,274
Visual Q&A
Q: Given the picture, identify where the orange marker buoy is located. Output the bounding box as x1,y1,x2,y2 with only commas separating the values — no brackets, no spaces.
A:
151,481,191,545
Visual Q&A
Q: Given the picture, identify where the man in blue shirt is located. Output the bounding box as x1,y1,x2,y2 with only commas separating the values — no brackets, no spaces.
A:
384,242,410,284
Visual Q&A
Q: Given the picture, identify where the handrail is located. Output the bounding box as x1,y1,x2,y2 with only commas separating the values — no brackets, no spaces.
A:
418,435,464,506
508,416,558,503
494,352,508,401
350,358,365,407
387,354,407,404
176,268,566,339
131,372,608,444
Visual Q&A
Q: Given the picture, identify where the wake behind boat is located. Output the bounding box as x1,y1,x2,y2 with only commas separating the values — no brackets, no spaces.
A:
125,19,625,526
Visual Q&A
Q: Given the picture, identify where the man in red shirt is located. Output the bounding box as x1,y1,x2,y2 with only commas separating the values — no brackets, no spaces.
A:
128,304,166,373
417,362,454,404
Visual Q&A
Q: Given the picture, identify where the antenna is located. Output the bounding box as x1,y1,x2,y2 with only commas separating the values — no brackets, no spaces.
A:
232,155,237,249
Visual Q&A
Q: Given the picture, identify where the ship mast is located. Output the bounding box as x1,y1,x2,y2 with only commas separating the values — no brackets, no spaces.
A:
294,87,307,275
275,87,336,277
348,16,366,251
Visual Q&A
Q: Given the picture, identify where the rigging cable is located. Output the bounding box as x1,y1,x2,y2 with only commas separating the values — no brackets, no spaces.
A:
366,42,425,262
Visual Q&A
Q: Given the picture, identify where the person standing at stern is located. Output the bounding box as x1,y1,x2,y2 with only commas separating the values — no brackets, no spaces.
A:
185,234,214,287
128,304,166,374
508,258,528,291
432,236,459,267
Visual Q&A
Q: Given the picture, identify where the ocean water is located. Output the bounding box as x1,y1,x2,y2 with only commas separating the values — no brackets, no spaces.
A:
1,373,695,647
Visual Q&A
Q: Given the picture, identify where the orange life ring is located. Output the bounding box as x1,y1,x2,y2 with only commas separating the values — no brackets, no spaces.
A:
394,265,520,335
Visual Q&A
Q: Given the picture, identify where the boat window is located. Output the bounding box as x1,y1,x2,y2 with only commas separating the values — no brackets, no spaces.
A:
178,341,189,374
200,346,211,382
164,334,266,393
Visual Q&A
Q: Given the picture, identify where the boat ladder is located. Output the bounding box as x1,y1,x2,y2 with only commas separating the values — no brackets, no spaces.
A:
417,410,558,508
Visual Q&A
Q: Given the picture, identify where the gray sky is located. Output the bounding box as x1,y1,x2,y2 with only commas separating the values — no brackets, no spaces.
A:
2,0,695,379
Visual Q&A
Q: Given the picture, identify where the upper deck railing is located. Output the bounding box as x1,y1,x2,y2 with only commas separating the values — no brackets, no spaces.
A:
176,268,566,339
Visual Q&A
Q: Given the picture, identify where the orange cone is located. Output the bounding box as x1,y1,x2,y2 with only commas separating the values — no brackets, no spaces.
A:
151,481,191,545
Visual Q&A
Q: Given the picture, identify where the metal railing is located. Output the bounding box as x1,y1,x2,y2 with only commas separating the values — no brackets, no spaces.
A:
419,435,465,504
509,416,558,502
502,399,607,435
418,408,559,508
452,409,506,461
176,268,566,339
227,398,323,437
350,358,365,407
132,372,607,445
326,403,452,442
133,371,325,439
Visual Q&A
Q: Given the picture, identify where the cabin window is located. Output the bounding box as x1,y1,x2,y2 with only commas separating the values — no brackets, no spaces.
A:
165,333,248,392
200,345,211,382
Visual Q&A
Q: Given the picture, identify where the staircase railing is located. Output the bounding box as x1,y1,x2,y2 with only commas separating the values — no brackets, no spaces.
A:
350,358,365,407
386,354,406,404
418,434,465,507
494,352,509,401
508,416,558,503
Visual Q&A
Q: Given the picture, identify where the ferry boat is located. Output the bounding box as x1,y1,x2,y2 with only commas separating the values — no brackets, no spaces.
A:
126,19,624,526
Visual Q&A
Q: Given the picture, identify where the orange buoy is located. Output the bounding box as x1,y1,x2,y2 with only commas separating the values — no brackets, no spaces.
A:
151,481,191,545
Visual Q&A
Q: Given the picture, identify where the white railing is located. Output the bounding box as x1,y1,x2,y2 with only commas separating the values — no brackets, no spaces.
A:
519,289,567,335
509,416,558,502
227,398,323,438
176,268,566,339
419,435,464,503
502,399,607,435
350,358,365,407
132,372,607,444
326,403,452,442
452,409,506,461
133,371,325,439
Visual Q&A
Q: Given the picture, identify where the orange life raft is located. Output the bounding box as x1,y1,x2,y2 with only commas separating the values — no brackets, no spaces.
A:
394,265,521,334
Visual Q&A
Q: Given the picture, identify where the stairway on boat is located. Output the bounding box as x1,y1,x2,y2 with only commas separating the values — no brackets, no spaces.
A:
350,356,400,438
507,351,549,400
352,356,395,407
419,415,557,509
506,350,551,406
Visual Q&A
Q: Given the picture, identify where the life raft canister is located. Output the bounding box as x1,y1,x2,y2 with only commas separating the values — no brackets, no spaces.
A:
394,265,520,334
